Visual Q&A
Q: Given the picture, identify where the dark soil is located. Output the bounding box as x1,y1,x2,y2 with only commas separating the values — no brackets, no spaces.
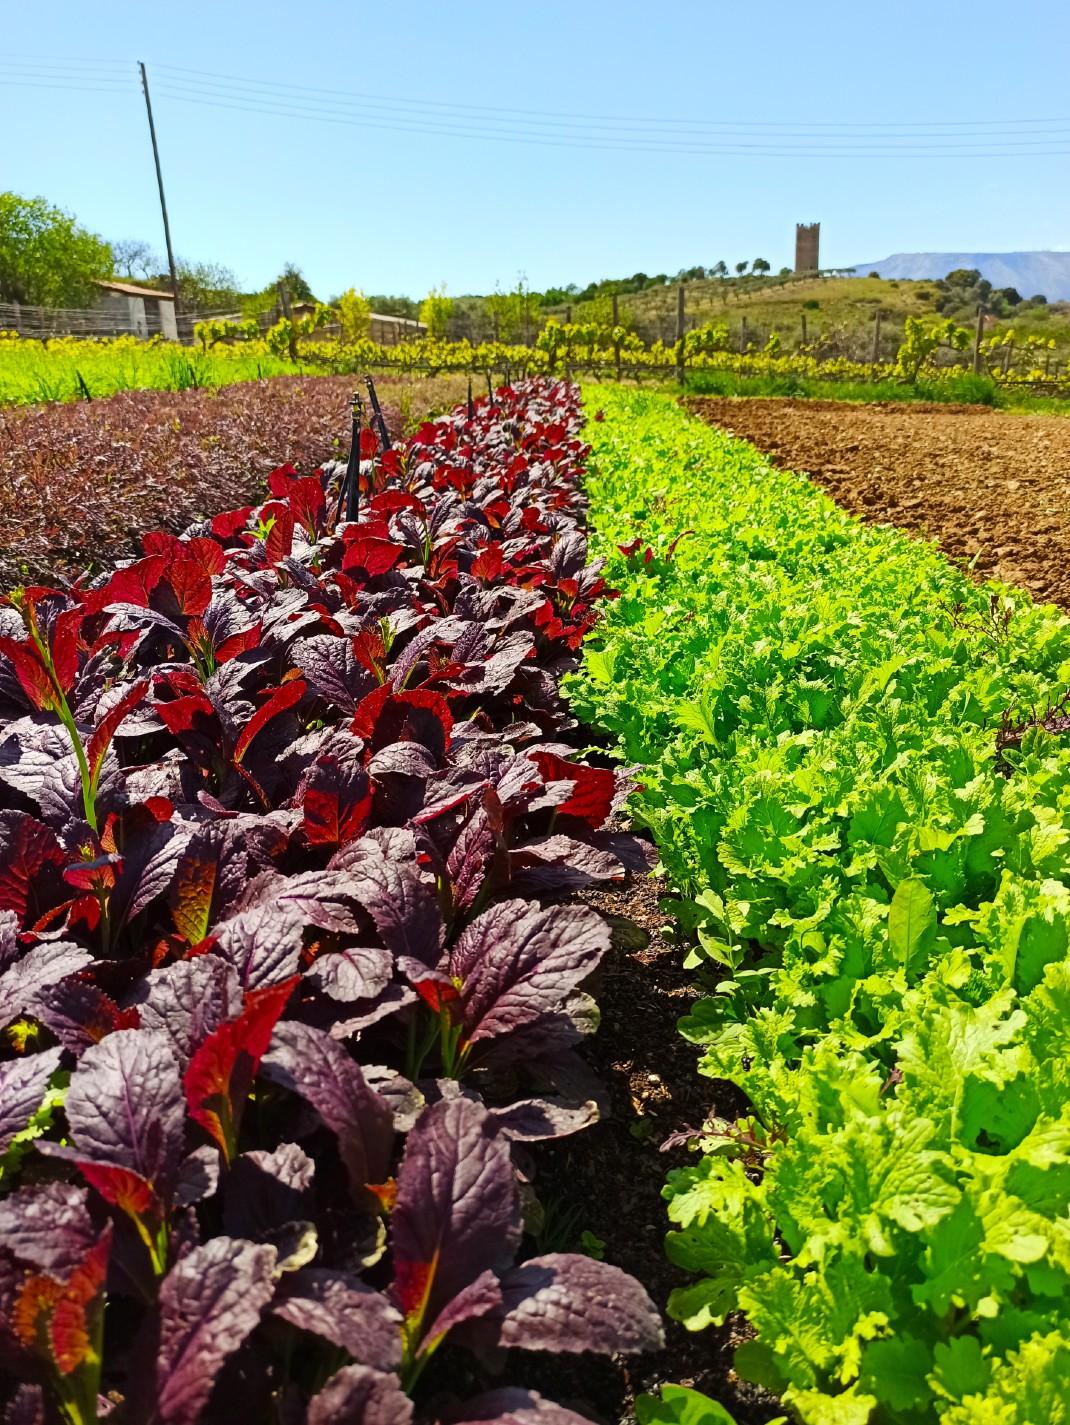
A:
506,869,782,1425
684,395,1070,611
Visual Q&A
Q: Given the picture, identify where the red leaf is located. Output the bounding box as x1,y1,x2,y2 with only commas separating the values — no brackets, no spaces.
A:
51,609,84,694
529,751,617,827
352,687,453,761
156,692,214,737
470,544,504,583
264,506,295,563
84,554,168,613
76,1162,155,1218
369,491,426,518
411,977,462,1016
182,537,227,576
0,814,64,921
267,464,299,497
49,1230,111,1375
0,636,54,711
341,537,404,577
87,680,149,782
165,559,212,617
287,476,327,539
214,622,262,664
211,507,253,539
171,851,217,946
301,757,373,848
233,679,306,764
183,977,299,1162
359,428,378,459
142,532,182,559
351,627,387,679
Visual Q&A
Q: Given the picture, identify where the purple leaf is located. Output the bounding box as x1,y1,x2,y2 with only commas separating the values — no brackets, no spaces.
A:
0,908,16,971
390,1096,520,1352
61,1028,186,1188
173,1145,220,1208
306,1365,413,1425
449,901,609,1056
0,941,94,1030
30,978,135,1056
0,1181,95,1274
132,954,243,1065
446,1390,596,1425
212,903,305,989
486,1097,599,1143
0,1046,62,1155
446,789,506,913
292,634,374,714
421,1267,503,1354
329,827,441,965
262,1020,394,1194
496,1254,663,1356
271,1268,402,1372
223,1142,314,1240
309,945,393,1003
155,1236,277,1425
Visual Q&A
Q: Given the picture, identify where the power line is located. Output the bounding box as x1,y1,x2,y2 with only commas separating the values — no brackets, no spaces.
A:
148,70,1070,142
149,59,1070,133
3,55,1069,157
149,82,1070,157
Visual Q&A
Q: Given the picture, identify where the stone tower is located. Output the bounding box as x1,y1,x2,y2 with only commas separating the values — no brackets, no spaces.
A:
795,222,820,274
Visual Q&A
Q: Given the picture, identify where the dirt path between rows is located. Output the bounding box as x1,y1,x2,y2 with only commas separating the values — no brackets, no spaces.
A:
684,397,1070,611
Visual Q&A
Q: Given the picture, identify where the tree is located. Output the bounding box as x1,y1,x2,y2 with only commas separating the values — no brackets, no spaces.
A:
420,284,454,338
174,258,240,310
337,288,372,342
482,278,539,343
944,268,982,288
752,258,771,278
994,286,1022,308
712,261,728,280
277,262,315,303
0,192,113,307
734,261,748,278
112,238,160,282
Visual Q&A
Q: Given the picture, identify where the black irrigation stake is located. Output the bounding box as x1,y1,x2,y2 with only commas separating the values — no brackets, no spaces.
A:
75,370,92,403
467,376,474,422
485,370,494,407
364,374,392,450
334,390,364,526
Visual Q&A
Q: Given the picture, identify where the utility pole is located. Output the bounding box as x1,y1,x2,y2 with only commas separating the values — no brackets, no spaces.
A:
138,62,180,314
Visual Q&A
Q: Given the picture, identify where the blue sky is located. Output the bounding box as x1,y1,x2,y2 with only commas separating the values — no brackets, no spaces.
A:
3,0,1067,299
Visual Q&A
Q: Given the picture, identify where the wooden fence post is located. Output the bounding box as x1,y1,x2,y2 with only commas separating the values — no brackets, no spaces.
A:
800,312,807,347
740,316,748,354
612,292,622,381
973,304,985,375
872,308,882,364
678,282,686,384
277,283,298,361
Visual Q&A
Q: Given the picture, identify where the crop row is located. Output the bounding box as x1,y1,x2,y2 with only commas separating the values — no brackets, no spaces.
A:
570,390,1070,1424
0,379,663,1424
0,376,399,589
2,328,1061,412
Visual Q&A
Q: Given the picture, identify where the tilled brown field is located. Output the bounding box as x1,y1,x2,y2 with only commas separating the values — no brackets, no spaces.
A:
684,397,1070,610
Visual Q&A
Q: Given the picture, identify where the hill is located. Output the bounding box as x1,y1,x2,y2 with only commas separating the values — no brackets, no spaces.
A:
855,252,1070,301
538,271,1070,363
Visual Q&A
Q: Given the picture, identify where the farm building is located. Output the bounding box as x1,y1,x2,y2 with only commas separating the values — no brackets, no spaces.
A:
94,279,178,339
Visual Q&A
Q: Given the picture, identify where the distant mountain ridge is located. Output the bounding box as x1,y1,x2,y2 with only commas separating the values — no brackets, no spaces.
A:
852,252,1070,301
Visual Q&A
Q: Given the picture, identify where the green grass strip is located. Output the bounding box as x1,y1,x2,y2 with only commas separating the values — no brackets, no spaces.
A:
572,387,1070,1425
